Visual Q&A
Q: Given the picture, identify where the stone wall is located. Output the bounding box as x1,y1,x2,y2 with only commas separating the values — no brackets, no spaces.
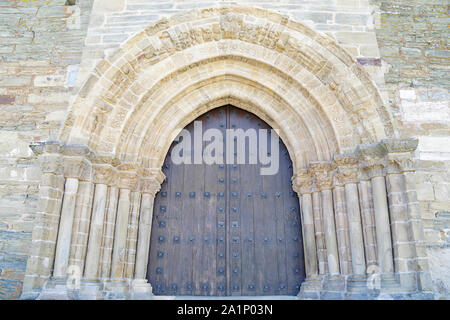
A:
369,0,449,299
0,0,94,299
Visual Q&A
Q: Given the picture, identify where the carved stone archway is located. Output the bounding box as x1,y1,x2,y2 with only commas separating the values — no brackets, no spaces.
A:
22,5,432,300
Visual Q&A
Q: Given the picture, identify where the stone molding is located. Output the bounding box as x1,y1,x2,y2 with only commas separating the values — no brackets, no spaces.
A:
310,161,334,191
292,169,313,195
334,154,359,185
140,168,166,196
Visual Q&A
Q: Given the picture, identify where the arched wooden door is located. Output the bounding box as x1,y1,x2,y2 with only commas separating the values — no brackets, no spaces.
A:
147,106,305,296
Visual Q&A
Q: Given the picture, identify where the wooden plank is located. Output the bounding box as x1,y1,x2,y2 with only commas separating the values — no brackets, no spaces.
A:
273,136,288,295
167,142,185,295
237,107,256,296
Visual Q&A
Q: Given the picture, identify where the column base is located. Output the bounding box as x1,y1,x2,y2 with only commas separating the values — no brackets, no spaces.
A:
321,275,346,299
129,279,154,300
36,279,72,300
38,278,106,300
298,276,323,299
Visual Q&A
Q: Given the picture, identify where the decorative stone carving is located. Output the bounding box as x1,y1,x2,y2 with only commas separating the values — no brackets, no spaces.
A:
118,171,140,190
93,164,117,186
356,143,387,178
63,157,91,181
141,168,166,196
310,162,334,190
381,138,418,174
334,154,359,184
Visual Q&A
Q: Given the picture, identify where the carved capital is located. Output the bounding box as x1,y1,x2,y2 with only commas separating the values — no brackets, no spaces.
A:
118,170,140,190
356,143,386,178
309,161,333,190
39,153,64,175
292,169,313,194
93,164,117,186
334,154,359,184
63,156,92,181
386,153,415,174
381,139,417,174
141,168,166,196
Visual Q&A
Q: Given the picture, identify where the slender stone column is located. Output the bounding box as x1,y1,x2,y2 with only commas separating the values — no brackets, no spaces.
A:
345,183,366,275
53,178,79,277
358,144,394,275
69,181,94,272
111,188,131,279
332,177,352,275
358,177,378,266
292,170,318,279
134,170,165,280
100,186,119,278
372,178,394,274
134,193,155,279
311,162,340,276
124,191,142,279
84,183,108,278
312,189,327,275
111,168,140,279
335,155,366,276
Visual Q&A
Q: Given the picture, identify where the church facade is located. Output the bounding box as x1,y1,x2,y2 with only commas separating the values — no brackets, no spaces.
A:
0,0,448,300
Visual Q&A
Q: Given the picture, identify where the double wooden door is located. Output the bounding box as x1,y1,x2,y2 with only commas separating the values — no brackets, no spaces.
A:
147,106,305,296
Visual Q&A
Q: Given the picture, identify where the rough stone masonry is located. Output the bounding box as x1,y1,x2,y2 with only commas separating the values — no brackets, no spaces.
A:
0,0,448,299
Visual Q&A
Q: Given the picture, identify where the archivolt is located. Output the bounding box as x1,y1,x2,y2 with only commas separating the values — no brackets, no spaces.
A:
62,5,394,171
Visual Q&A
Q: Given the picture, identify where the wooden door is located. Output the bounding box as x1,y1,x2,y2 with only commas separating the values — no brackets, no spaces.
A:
147,106,305,296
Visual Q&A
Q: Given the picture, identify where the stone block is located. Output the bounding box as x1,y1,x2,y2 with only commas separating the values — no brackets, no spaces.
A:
416,182,435,201
0,76,31,87
360,45,380,57
434,184,450,201
34,75,66,87
335,31,378,45
0,279,23,300
292,11,333,24
92,0,126,13
400,47,422,57
335,13,369,26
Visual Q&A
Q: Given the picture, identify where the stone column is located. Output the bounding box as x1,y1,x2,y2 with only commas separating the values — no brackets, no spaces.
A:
312,187,327,275
84,162,117,279
69,181,94,272
357,175,378,267
134,170,165,280
53,177,79,278
382,138,431,291
333,181,353,276
111,188,131,279
358,144,394,275
311,162,340,276
292,170,318,279
335,155,366,276
124,191,142,279
100,186,119,279
84,183,108,278
111,168,140,279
